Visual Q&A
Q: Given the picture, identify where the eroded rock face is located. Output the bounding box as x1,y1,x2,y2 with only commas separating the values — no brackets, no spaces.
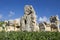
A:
20,5,39,32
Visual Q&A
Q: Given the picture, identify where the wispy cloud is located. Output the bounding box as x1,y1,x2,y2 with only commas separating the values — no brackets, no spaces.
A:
56,14,59,20
38,16,50,23
9,11,15,17
0,14,3,19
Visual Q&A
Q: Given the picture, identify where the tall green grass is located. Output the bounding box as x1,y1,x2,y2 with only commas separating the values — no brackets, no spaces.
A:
0,31,60,40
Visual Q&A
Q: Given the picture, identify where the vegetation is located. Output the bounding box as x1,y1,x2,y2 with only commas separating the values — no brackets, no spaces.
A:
0,21,4,26
0,31,60,40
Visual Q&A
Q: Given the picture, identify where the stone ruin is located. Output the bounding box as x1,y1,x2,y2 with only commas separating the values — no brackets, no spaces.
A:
0,5,60,32
39,15,60,32
0,5,39,32
50,15,60,32
20,5,39,32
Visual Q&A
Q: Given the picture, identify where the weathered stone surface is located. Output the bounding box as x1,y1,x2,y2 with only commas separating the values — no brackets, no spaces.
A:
39,22,51,32
50,15,59,32
20,5,39,32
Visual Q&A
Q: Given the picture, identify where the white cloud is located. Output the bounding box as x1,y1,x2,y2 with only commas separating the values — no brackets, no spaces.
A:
38,16,50,23
0,14,3,19
36,15,38,18
9,11,15,17
56,14,59,20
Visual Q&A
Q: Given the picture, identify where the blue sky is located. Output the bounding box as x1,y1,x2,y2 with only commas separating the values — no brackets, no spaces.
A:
0,0,60,21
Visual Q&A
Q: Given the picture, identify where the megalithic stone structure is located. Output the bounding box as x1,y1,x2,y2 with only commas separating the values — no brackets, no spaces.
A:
50,15,59,32
55,15,60,32
20,5,39,32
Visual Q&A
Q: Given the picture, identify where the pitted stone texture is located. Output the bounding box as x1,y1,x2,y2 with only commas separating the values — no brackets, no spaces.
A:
20,5,39,32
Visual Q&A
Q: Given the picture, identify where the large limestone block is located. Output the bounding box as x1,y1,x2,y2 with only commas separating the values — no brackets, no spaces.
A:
20,5,39,32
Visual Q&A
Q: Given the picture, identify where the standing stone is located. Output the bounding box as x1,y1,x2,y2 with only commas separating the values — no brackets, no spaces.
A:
20,17,26,31
50,15,59,32
20,5,39,32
